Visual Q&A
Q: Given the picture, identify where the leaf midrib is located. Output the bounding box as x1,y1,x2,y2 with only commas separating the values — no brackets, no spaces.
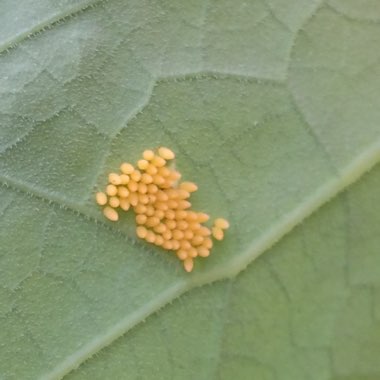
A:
0,0,104,54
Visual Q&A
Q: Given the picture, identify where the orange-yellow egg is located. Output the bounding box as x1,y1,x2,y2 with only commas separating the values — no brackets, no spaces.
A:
136,226,148,239
158,147,175,160
96,192,107,206
103,206,118,222
108,173,121,185
212,226,224,241
143,149,155,161
152,156,166,167
120,162,134,174
109,196,120,208
127,180,138,193
120,174,130,184
183,258,194,272
137,159,149,170
136,214,147,225
180,181,198,193
130,170,142,182
117,186,129,198
120,199,130,211
214,218,230,230
106,184,117,196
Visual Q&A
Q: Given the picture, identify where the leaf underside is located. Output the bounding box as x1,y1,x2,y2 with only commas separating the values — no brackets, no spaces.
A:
0,0,379,379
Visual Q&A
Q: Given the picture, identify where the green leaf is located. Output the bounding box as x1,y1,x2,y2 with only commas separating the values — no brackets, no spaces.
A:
0,1,379,379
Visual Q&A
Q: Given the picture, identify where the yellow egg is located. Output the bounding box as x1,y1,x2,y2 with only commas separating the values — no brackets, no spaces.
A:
154,223,166,234
106,184,117,196
137,159,149,170
165,220,176,230
178,200,191,209
175,210,187,220
183,258,194,273
120,174,130,184
197,212,210,223
147,184,158,194
108,173,121,185
203,238,213,249
154,209,165,219
145,205,155,216
127,180,138,193
180,240,191,250
162,240,173,250
199,226,211,236
135,204,147,214
198,247,210,257
141,173,153,184
212,227,224,241
176,250,188,260
152,156,166,167
143,149,155,161
154,235,164,246
120,162,134,174
138,194,149,204
146,164,158,175
192,235,204,246
158,166,170,177
188,247,198,258
214,217,230,230
156,191,169,202
136,226,148,239
109,196,120,208
136,214,147,225
153,175,165,186
145,231,156,243
155,202,168,211
158,147,175,160
172,229,184,240
180,181,198,193
163,230,172,241
103,206,118,222
183,230,194,240
120,199,130,211
177,189,190,199
117,186,129,198
177,220,188,231
138,182,148,194
146,216,160,227
130,170,141,182
96,192,107,206
129,192,139,207
167,200,178,209
171,240,180,250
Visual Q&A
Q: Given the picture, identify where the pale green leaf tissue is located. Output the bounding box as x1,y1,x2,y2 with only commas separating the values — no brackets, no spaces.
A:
0,1,379,379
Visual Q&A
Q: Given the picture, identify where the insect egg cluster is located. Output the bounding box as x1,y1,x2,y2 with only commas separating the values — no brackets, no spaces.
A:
95,147,229,272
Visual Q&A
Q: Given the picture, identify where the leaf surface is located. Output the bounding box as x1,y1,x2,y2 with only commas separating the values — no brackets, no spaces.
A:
0,1,379,379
